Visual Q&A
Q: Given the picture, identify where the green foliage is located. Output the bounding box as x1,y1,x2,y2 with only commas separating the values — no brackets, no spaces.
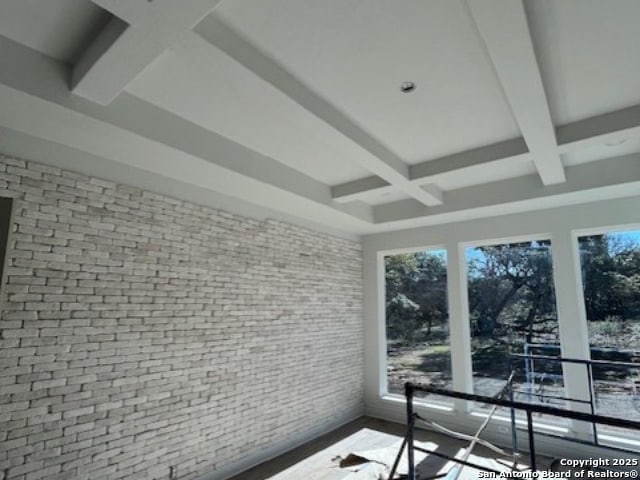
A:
384,233,640,348
385,251,447,345
580,234,640,321
467,241,556,341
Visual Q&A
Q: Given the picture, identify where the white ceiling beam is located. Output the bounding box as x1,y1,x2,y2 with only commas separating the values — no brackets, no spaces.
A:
72,18,170,106
332,137,531,203
0,36,372,228
72,0,222,105
557,104,640,152
465,0,565,185
333,102,640,203
3,29,638,235
405,183,444,206
373,153,640,226
409,138,530,180
194,16,444,207
0,125,363,240
332,177,392,204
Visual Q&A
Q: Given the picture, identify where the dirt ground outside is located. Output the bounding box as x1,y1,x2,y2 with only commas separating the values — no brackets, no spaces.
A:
386,320,640,433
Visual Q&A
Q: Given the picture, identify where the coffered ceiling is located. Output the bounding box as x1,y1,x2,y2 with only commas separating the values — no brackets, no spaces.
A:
0,0,639,235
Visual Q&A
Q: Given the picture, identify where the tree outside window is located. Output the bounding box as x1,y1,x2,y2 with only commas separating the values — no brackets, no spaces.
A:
384,250,452,403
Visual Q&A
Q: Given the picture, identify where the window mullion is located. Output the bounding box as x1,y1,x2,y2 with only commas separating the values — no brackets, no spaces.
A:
551,229,593,440
447,242,473,412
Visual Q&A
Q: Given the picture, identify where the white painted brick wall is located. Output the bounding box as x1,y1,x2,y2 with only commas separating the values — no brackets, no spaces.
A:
0,155,364,480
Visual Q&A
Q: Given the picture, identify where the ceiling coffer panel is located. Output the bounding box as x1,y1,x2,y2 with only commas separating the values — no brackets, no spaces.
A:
0,0,639,235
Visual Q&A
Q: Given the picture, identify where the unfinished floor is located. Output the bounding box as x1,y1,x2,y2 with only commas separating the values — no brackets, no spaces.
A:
228,417,550,480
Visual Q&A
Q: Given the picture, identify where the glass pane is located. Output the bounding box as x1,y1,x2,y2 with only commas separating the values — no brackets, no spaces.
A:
385,250,452,404
578,231,640,438
466,240,566,418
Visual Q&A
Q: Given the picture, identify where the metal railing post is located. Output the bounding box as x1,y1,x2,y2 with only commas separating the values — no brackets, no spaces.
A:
406,383,415,480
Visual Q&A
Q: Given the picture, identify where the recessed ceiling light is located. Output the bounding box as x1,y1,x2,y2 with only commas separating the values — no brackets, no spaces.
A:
400,81,416,93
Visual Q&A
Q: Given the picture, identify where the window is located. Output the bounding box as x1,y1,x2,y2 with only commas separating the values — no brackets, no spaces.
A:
384,249,452,403
578,230,640,433
0,197,13,303
465,240,565,412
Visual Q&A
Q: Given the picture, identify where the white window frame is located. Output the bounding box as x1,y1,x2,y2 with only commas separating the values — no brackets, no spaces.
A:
571,224,640,447
366,197,640,455
460,234,563,415
378,244,454,410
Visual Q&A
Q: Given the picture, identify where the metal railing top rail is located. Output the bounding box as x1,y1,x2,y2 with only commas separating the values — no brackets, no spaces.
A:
405,383,640,431
511,352,640,369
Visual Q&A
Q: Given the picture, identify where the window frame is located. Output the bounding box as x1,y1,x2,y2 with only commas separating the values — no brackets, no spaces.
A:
571,224,640,445
0,197,15,313
377,244,453,409
460,234,569,422
367,198,640,455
